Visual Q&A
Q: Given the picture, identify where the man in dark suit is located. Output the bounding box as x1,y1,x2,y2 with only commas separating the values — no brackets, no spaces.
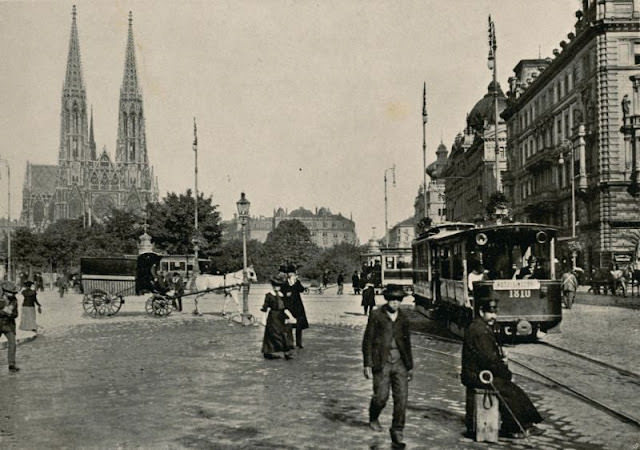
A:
362,284,413,449
461,297,543,439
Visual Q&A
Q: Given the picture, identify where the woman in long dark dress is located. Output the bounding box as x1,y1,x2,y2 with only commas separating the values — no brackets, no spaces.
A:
361,280,376,315
261,275,294,360
281,266,309,348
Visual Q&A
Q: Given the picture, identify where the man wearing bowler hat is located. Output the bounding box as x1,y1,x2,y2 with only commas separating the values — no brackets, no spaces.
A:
362,284,413,448
0,281,20,372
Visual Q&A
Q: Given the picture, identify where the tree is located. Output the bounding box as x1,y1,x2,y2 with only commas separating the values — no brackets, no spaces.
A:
209,238,266,277
261,220,320,278
146,190,222,257
303,242,361,281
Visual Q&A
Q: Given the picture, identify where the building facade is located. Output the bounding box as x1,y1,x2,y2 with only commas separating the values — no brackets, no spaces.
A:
223,207,357,249
20,7,158,230
502,0,640,270
386,217,416,249
444,82,507,222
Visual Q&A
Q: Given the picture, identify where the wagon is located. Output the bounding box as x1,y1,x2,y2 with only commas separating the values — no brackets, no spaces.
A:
80,252,175,317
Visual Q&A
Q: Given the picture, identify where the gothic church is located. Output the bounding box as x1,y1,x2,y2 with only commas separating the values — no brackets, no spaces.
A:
21,6,158,230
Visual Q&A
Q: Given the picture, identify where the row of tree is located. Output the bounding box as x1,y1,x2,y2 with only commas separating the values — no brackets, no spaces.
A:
7,190,364,282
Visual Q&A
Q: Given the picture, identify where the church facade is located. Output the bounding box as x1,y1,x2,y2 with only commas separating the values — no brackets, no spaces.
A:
21,7,158,230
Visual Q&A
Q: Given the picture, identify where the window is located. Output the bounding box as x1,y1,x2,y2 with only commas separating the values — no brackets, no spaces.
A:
635,43,640,64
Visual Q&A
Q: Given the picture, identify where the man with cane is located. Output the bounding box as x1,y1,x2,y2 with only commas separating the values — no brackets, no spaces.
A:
461,296,543,439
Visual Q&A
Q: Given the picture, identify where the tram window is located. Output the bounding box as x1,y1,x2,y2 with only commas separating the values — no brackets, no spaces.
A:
385,257,395,269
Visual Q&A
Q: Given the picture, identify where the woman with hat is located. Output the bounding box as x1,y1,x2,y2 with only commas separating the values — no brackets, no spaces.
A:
361,276,376,315
281,264,309,349
19,281,42,334
260,274,294,360
0,281,20,372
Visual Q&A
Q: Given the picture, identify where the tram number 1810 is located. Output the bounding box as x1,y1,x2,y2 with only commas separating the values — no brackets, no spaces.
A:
508,289,531,298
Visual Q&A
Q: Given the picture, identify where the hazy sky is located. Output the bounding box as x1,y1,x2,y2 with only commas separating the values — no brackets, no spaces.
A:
0,0,580,241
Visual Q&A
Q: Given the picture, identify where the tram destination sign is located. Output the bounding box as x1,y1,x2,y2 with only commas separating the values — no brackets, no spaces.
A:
493,280,540,290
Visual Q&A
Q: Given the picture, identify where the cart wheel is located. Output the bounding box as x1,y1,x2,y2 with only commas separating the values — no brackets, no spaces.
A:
145,296,156,315
104,295,124,316
83,290,108,317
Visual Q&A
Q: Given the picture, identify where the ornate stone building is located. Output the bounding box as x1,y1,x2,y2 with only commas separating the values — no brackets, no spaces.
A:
444,82,507,222
21,7,158,230
223,207,357,248
502,0,640,270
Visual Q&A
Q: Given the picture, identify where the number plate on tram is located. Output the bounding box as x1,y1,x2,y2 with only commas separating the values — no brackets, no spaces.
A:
493,280,540,298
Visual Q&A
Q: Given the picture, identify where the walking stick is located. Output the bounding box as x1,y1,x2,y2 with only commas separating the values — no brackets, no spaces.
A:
479,370,531,443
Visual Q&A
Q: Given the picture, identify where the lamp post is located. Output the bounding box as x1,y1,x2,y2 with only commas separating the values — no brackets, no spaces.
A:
558,143,577,270
236,192,251,325
0,158,10,281
384,165,396,248
422,82,428,219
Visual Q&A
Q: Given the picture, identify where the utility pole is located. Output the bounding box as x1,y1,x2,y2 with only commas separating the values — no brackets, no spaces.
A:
192,118,200,276
0,158,10,281
488,15,502,193
422,82,428,219
384,165,396,248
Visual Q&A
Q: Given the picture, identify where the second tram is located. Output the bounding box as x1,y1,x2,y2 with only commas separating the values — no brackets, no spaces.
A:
412,222,562,341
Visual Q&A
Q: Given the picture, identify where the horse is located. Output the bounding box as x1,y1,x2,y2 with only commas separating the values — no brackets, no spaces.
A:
187,266,258,315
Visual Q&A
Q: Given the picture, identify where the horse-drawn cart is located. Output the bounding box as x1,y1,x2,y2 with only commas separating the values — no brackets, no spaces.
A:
81,252,177,317
81,252,259,318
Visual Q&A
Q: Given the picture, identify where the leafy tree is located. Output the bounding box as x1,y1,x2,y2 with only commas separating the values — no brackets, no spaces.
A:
11,227,47,271
101,207,144,255
303,242,361,281
261,220,320,279
146,190,222,257
209,238,266,277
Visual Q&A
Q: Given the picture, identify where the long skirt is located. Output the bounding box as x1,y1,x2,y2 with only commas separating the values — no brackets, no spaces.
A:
261,310,294,355
19,306,38,331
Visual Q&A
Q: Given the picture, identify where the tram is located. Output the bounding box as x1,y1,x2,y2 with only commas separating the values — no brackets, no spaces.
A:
380,247,413,292
412,222,562,340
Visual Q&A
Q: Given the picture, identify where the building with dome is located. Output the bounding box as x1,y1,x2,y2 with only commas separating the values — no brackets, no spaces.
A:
442,81,507,222
414,140,448,225
502,0,640,270
20,7,158,230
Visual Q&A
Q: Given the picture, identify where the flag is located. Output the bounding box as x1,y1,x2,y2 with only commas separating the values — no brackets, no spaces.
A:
422,82,428,125
193,117,198,149
487,16,496,71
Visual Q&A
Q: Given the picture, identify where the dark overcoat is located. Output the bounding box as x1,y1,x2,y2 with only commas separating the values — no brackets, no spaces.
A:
281,280,309,330
461,316,542,432
362,304,413,372
361,285,376,307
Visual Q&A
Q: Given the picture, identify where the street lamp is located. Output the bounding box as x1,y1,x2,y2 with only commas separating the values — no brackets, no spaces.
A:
236,192,251,325
558,143,577,270
0,158,10,281
384,165,396,248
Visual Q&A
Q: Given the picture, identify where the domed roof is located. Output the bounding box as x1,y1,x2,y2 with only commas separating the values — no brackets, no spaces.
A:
467,81,507,133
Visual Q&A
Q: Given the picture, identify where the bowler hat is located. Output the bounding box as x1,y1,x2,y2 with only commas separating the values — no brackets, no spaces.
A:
278,265,287,273
478,297,498,313
383,284,406,301
1,281,18,294
23,280,34,287
286,264,297,274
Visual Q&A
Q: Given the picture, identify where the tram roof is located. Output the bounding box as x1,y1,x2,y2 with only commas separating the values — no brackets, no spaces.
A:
419,222,557,243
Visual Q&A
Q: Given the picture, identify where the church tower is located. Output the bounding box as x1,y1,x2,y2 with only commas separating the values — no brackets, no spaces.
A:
116,12,150,190
55,5,89,220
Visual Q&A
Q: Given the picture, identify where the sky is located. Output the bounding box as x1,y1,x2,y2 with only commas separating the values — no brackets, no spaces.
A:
0,0,580,242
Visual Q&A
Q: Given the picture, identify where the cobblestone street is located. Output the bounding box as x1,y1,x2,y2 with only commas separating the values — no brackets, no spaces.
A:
0,288,638,449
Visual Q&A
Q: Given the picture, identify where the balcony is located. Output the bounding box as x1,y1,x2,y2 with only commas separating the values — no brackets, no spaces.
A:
524,148,556,173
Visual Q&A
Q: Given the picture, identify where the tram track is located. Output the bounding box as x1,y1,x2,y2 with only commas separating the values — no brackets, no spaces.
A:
411,330,640,429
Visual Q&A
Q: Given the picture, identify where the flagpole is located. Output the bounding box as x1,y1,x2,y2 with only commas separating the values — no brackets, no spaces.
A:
422,82,428,220
192,117,200,276
489,16,502,193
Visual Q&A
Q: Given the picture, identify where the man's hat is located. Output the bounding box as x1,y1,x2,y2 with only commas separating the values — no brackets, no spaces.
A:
270,273,287,286
23,280,34,287
286,264,297,273
382,284,407,301
1,281,18,294
278,265,287,273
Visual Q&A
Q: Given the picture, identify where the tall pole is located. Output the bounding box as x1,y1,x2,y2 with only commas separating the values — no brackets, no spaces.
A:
384,165,395,248
488,15,502,193
192,118,200,276
0,158,10,281
570,144,577,270
422,82,428,219
237,192,251,325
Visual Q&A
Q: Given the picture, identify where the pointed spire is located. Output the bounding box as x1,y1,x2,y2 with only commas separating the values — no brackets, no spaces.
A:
64,5,84,92
89,105,96,159
121,11,140,99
